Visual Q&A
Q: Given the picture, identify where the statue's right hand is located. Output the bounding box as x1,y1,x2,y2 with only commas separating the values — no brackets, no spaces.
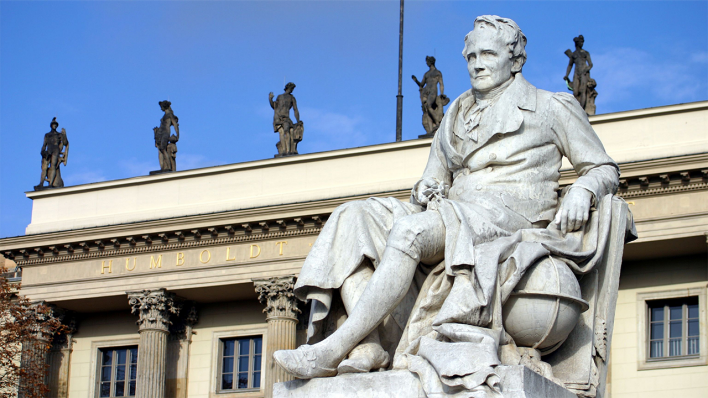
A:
269,92,274,98
414,177,441,206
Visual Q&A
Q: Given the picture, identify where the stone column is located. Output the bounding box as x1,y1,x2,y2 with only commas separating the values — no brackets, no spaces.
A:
47,315,77,398
128,289,181,398
253,276,301,398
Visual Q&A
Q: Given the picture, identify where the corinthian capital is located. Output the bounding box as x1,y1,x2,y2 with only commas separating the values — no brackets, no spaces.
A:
127,289,181,332
253,276,301,321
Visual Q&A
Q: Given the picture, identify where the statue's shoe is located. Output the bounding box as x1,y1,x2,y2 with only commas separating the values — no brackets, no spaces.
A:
337,344,390,374
272,345,337,379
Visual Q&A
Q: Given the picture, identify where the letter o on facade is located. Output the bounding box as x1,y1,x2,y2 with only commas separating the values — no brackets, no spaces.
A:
199,249,211,264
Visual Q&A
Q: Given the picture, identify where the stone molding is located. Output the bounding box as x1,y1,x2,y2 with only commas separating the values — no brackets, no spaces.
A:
6,216,326,265
128,289,182,332
253,276,302,321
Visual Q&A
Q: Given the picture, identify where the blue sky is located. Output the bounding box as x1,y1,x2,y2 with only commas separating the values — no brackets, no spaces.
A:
1,1,707,238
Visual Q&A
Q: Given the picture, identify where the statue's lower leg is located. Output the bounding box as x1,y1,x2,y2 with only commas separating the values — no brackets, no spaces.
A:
273,246,420,378
337,263,390,373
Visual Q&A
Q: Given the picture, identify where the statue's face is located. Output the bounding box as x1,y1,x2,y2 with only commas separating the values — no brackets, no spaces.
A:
465,26,514,92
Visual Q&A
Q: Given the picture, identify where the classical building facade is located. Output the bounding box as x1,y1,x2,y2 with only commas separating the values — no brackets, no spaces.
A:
1,100,706,398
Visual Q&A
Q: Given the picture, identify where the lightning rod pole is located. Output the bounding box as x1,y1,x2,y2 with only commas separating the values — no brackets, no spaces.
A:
396,0,404,142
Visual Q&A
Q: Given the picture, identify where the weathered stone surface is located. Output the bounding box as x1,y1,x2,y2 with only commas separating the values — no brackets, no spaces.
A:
269,83,303,157
412,56,449,137
564,35,597,115
35,117,69,190
273,366,576,398
152,100,180,173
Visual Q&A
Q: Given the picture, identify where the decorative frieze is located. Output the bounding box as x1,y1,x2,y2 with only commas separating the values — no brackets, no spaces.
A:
128,289,182,332
5,215,327,265
254,276,302,320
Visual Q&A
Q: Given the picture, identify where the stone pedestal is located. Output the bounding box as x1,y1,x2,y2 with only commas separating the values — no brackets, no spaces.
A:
253,276,301,398
128,289,181,398
273,366,576,398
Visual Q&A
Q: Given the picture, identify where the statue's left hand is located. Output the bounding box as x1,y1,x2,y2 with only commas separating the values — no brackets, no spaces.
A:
553,187,592,234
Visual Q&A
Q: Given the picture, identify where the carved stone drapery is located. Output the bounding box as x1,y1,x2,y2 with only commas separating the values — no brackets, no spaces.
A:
128,289,181,398
253,276,301,398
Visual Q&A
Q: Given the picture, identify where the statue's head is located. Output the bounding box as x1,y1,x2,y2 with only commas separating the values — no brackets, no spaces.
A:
426,56,436,67
284,82,296,93
50,117,59,129
159,100,172,111
462,15,526,92
169,134,178,143
573,35,584,48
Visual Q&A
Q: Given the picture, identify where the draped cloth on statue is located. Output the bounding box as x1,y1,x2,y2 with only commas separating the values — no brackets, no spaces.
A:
391,194,636,398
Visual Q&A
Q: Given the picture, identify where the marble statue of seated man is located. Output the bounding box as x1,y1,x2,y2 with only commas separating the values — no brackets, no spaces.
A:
274,15,619,382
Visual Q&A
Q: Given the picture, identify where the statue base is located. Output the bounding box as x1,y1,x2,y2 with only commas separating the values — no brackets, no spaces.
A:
274,153,299,158
418,132,436,139
33,185,58,191
149,170,174,175
273,365,575,398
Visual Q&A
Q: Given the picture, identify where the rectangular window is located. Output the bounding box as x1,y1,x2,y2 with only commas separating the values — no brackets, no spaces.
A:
98,346,138,397
648,297,699,359
219,336,262,391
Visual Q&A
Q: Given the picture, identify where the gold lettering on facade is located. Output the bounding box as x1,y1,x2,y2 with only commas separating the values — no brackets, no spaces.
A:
150,255,163,269
249,244,261,259
125,257,137,271
276,241,288,255
200,250,211,264
101,260,113,274
176,252,185,266
225,247,236,261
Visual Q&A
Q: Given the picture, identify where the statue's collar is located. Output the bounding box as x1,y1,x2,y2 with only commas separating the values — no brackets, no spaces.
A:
459,73,537,112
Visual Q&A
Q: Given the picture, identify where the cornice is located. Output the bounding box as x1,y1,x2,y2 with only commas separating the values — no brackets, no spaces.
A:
588,101,708,125
12,226,322,267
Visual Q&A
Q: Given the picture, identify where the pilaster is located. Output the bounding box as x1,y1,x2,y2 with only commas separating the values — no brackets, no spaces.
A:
47,314,77,398
128,289,181,398
166,302,199,398
253,276,301,398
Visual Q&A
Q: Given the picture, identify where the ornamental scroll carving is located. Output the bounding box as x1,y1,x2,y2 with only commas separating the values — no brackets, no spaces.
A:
128,289,181,332
253,276,302,321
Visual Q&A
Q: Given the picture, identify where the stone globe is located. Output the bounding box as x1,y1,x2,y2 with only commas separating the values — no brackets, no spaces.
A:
502,256,589,354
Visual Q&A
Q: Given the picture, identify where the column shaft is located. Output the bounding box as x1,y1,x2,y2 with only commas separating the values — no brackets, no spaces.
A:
128,289,181,398
265,318,298,388
136,329,168,398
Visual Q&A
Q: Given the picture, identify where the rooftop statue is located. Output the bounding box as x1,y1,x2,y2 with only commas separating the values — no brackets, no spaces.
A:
564,35,597,115
269,82,304,157
151,100,179,174
35,117,69,190
274,15,635,398
412,56,450,137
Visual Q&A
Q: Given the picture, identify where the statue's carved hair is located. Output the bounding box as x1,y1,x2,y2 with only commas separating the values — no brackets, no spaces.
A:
463,15,527,72
159,100,172,109
573,35,584,44
426,56,436,65
284,82,296,91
